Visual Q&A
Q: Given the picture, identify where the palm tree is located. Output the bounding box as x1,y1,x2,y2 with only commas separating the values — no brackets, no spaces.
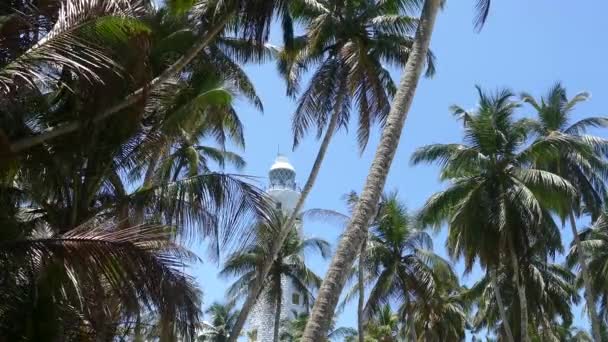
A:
0,221,202,340
280,312,356,342
0,5,271,338
231,0,437,337
306,191,370,342
220,209,331,342
556,325,594,342
2,3,268,240
364,304,401,342
198,302,239,342
5,0,292,153
568,210,608,332
402,263,467,341
301,1,494,339
334,192,461,341
282,0,436,151
360,193,444,321
412,87,576,342
467,250,578,340
522,83,608,341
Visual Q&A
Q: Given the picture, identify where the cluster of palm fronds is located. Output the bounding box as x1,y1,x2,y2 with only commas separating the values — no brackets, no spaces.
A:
0,0,273,339
413,84,608,341
3,0,608,341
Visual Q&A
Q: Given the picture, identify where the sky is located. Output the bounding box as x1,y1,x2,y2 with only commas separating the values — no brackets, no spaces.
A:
190,0,608,339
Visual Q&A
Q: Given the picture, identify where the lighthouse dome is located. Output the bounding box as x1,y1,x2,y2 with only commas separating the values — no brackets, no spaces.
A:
268,155,296,190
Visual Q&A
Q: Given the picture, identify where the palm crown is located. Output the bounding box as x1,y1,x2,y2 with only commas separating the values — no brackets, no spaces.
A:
414,86,574,272
280,0,436,150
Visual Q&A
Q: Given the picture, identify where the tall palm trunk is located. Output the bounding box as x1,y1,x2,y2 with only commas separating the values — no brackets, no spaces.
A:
490,269,515,342
357,237,366,342
9,16,230,154
134,146,165,224
569,212,602,341
507,236,529,342
300,1,441,340
273,272,282,342
409,311,418,342
228,109,341,342
538,306,553,340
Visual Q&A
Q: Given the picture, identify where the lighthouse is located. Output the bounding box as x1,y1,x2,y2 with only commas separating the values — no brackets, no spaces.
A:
246,154,308,341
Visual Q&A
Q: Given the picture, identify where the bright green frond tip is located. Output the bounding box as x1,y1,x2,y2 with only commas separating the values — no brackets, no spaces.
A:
168,0,196,16
198,89,234,107
84,16,151,44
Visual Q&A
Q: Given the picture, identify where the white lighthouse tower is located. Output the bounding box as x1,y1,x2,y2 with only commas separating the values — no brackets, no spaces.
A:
246,155,308,341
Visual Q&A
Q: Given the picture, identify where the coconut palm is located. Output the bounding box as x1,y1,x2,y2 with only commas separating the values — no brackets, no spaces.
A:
302,1,493,339
412,87,576,342
467,251,578,340
282,0,436,151
568,210,608,329
334,192,461,341
0,0,150,93
522,82,608,341
280,312,356,342
538,324,593,342
401,263,467,341
0,5,271,339
220,209,331,342
360,193,444,321
198,302,240,342
1,3,269,246
364,304,402,342
5,0,293,153
306,191,370,342
231,0,438,336
0,220,202,340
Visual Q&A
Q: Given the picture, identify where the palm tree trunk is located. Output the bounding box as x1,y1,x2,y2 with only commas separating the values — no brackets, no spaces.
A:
228,107,342,342
409,312,418,342
538,306,552,340
300,1,441,340
507,235,529,342
8,16,230,154
357,237,366,342
490,269,515,342
569,212,602,341
273,274,282,342
134,146,165,224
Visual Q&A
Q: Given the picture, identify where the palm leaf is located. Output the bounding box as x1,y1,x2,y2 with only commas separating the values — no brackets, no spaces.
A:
0,221,201,339
0,0,148,92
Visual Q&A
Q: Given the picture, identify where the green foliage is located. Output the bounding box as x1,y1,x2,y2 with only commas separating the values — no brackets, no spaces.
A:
167,0,197,15
0,2,271,339
198,302,240,341
467,253,579,340
280,312,356,341
569,211,608,323
414,86,573,273
0,0,607,339
522,82,608,219
221,209,330,307
0,0,149,93
278,0,435,150
362,193,446,317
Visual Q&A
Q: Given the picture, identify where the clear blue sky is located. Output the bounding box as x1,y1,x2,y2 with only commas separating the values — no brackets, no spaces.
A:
191,0,608,339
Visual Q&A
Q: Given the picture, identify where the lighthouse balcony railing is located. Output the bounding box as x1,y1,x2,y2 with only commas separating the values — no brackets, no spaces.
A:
266,184,301,192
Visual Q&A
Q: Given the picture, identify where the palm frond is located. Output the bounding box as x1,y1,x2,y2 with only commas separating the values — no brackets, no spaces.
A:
132,173,269,258
566,117,608,135
0,220,201,339
0,0,148,93
473,0,492,31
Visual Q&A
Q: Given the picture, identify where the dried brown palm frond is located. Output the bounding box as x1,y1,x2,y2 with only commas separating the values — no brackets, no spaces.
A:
0,220,201,339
